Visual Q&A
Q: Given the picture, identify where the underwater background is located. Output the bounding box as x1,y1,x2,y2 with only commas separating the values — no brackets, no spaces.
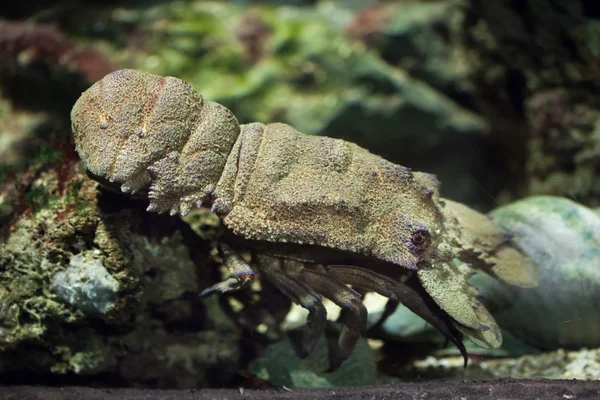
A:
0,0,599,390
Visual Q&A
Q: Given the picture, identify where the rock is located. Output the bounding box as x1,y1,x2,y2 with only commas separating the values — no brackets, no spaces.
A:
248,335,385,388
51,252,119,314
0,158,240,387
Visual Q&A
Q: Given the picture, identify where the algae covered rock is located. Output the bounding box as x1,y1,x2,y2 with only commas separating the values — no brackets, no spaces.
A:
50,252,119,314
346,1,472,95
0,157,240,387
455,0,600,206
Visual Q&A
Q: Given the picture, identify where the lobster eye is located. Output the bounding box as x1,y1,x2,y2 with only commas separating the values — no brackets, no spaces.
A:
411,229,430,247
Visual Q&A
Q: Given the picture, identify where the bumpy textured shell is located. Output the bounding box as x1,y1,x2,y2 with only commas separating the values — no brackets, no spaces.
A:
213,122,443,269
71,69,240,216
472,196,600,350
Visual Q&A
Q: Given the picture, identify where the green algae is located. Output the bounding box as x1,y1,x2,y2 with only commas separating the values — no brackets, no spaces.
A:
0,160,240,385
120,1,486,142
0,163,107,349
90,0,498,207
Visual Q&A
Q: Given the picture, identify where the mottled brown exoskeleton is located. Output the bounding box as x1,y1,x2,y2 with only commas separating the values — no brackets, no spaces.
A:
71,70,539,369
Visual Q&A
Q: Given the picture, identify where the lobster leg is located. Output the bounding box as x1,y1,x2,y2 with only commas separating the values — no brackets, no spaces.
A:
371,297,401,331
326,265,469,366
327,265,401,330
298,269,368,371
200,243,255,296
256,255,327,357
327,265,401,298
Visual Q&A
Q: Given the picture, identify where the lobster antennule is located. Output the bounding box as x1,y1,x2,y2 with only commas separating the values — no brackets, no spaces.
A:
440,198,540,288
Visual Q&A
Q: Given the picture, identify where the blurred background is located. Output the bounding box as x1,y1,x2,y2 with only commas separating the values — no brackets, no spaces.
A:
0,0,598,390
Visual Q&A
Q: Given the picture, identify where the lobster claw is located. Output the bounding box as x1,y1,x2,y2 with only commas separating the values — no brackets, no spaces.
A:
417,261,502,349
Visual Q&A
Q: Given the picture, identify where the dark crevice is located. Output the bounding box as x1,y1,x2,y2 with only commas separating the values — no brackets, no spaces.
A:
582,0,600,18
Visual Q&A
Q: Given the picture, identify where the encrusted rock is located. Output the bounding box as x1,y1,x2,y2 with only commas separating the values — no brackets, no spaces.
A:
0,158,240,387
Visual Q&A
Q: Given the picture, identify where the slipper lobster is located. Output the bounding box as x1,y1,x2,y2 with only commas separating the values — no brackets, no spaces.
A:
71,69,539,370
